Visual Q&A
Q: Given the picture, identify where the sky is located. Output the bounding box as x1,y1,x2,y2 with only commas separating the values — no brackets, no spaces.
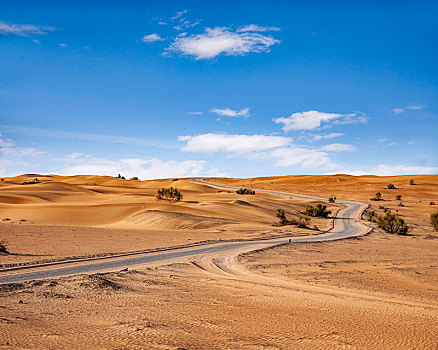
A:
1,0,437,179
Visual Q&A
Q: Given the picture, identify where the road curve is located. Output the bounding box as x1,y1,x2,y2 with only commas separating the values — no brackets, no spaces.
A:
0,179,370,284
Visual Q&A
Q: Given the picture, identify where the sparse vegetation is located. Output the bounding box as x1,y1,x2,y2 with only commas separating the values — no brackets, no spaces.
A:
431,211,438,231
365,210,378,222
306,204,331,217
395,195,402,201
156,187,183,201
398,201,404,207
371,192,382,201
328,197,336,203
0,240,8,254
21,178,40,185
116,174,126,180
379,205,385,210
430,201,435,206
236,188,255,195
172,178,179,182
387,183,396,189
275,209,310,228
410,179,415,185
1,178,4,181
377,210,409,235
130,177,140,181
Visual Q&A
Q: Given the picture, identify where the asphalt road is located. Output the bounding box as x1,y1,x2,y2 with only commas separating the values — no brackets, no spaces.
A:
0,179,368,284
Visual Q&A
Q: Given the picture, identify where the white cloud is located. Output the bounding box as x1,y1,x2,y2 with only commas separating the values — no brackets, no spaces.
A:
269,147,333,169
142,33,164,42
406,105,423,110
274,110,367,131
168,27,280,59
392,108,404,114
178,133,292,154
0,133,45,157
236,24,280,32
58,43,67,48
56,153,225,179
312,133,343,141
210,107,249,118
171,10,188,21
330,164,438,176
392,105,424,114
186,111,203,115
0,20,55,36
320,143,356,152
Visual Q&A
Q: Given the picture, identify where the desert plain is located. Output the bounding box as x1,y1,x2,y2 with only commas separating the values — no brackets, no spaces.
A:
0,174,437,349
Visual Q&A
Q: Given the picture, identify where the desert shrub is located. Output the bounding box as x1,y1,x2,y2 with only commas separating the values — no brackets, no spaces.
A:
172,178,179,182
328,197,336,203
297,216,310,228
365,210,378,222
0,240,8,254
275,209,310,228
116,174,126,180
387,183,396,189
431,211,438,231
156,187,183,201
430,201,435,206
0,178,3,181
306,204,331,217
379,205,385,210
276,209,289,226
371,192,382,201
398,202,404,207
395,195,402,201
377,210,409,235
130,177,140,181
21,178,40,185
409,179,415,185
236,188,255,195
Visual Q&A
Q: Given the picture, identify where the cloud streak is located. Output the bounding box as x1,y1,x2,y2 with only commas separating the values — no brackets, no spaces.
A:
0,20,56,36
210,107,249,118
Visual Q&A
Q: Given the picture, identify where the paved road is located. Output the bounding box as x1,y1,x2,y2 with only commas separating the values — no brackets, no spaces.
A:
0,179,369,284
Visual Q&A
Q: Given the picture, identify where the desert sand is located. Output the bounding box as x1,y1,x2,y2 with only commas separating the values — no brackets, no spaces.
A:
0,174,437,349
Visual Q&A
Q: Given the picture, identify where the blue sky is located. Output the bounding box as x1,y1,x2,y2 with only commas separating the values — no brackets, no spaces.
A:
1,0,437,179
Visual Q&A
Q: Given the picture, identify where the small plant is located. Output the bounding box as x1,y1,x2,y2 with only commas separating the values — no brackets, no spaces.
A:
387,183,396,189
297,216,311,228
0,240,8,254
156,187,183,201
365,210,378,222
116,174,126,180
275,209,310,228
306,204,331,217
409,179,415,185
0,178,4,181
395,195,402,201
371,192,382,201
431,210,438,231
379,205,385,210
431,201,436,206
129,177,140,181
398,201,404,207
21,178,40,185
236,188,255,195
276,209,289,226
172,178,179,182
377,210,409,235
328,197,336,203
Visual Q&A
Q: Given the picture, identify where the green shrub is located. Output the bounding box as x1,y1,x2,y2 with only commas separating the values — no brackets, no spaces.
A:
365,210,378,222
431,211,438,231
371,192,382,201
387,183,396,189
297,216,310,228
409,179,415,185
276,209,288,226
398,201,404,207
377,210,409,235
306,203,331,217
395,195,402,201
430,202,435,206
275,209,310,228
116,174,126,180
172,178,179,182
328,197,336,203
236,188,255,195
130,177,140,181
156,187,183,201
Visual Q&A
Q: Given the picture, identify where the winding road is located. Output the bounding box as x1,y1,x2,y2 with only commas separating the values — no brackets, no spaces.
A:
0,179,370,285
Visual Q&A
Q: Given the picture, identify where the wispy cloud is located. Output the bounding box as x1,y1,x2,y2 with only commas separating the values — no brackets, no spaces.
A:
320,143,356,152
392,105,424,114
179,133,291,154
1,125,177,149
236,24,280,32
142,33,164,42
311,133,344,141
274,110,366,131
210,107,249,118
168,27,280,59
171,10,188,21
0,132,45,158
186,111,203,115
329,164,438,176
0,20,56,36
